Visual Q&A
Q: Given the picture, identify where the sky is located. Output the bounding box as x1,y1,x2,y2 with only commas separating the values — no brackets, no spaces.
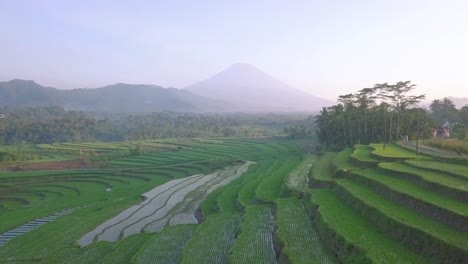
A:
1,0,467,101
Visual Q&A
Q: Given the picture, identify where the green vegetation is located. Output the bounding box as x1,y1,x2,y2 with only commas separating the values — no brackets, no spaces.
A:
41,246,84,264
133,225,196,264
275,198,336,263
315,81,430,150
370,143,420,159
405,159,468,179
311,86,468,262
0,138,304,262
350,145,380,165
332,148,360,171
336,179,468,263
379,162,468,193
1,129,467,264
351,168,468,231
311,189,432,264
237,160,281,207
311,152,336,181
229,206,276,263
98,233,153,264
69,241,114,264
255,157,301,203
180,213,242,264
0,105,310,146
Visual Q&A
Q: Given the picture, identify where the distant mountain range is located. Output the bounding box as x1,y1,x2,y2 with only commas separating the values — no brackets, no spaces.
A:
0,80,225,113
0,64,332,113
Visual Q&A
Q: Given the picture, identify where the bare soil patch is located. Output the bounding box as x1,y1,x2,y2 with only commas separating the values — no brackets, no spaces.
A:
1,159,95,172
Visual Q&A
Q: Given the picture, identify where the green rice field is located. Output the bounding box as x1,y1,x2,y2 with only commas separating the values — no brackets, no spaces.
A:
0,137,466,263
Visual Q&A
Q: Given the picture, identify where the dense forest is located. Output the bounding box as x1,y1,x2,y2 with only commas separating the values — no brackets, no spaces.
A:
0,106,312,145
315,81,468,151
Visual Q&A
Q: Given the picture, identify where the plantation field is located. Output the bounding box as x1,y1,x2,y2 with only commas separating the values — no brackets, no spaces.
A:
1,137,467,263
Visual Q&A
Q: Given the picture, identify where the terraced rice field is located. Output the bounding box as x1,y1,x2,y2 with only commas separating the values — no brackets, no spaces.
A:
1,137,466,263
308,143,468,263
180,213,242,264
229,206,276,264
133,225,196,264
0,138,313,263
275,198,336,264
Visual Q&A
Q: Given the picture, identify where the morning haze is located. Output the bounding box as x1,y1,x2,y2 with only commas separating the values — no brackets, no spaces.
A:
1,0,467,102
1,1,468,264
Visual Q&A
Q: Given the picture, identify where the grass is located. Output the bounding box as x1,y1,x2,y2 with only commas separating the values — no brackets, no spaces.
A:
311,189,432,264
370,143,420,159
275,198,337,264
405,159,468,180
352,169,468,219
311,152,336,181
237,160,282,207
255,157,301,203
40,246,84,264
379,162,468,193
217,184,243,212
69,241,114,264
336,179,468,262
350,145,380,164
98,233,153,264
229,206,276,264
333,148,360,170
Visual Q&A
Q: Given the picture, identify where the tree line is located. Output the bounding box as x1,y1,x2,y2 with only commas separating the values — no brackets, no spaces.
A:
315,81,468,151
0,107,308,145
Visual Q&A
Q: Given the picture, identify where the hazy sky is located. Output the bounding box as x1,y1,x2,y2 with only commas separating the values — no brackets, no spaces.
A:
1,0,467,101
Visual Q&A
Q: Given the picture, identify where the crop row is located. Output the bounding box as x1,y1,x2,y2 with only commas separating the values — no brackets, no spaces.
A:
311,188,431,263
133,225,196,264
180,213,242,264
275,198,337,264
335,179,468,263
379,162,468,202
351,168,468,232
229,206,276,264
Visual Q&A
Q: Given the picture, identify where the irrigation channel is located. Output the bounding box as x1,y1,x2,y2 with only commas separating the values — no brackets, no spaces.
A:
79,161,254,246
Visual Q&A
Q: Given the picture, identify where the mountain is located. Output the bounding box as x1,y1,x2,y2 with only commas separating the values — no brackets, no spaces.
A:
0,80,226,113
446,96,468,109
0,79,61,107
185,63,332,112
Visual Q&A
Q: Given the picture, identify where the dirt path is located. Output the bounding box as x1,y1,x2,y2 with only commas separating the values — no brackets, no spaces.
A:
399,141,462,158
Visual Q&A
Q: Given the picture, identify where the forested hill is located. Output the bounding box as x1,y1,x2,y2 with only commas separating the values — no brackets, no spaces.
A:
0,79,226,113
